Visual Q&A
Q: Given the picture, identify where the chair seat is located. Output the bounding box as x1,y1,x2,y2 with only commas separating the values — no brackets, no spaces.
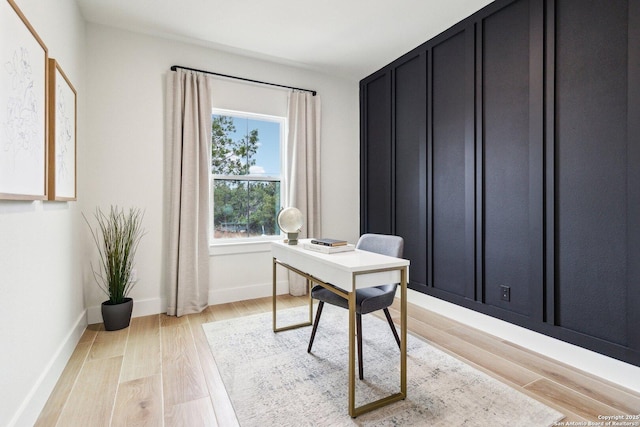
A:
307,233,404,381
311,284,396,315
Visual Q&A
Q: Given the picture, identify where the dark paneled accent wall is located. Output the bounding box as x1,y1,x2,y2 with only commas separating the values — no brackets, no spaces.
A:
481,0,543,319
360,73,392,235
431,31,468,299
394,54,428,290
360,0,640,366
555,0,629,345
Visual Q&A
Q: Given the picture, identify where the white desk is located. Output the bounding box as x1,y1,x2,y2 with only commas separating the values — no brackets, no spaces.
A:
271,239,409,418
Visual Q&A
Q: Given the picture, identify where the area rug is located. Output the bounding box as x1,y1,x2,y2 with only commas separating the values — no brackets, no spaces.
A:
202,306,563,426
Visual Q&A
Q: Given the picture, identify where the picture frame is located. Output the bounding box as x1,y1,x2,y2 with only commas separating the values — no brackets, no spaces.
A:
0,0,49,200
48,59,77,201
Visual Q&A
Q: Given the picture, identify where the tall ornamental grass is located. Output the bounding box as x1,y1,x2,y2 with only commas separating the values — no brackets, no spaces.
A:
84,206,145,304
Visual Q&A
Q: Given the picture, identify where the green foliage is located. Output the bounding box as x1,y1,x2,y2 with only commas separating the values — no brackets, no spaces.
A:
247,181,279,234
211,115,280,237
211,115,259,175
212,180,280,236
83,206,145,304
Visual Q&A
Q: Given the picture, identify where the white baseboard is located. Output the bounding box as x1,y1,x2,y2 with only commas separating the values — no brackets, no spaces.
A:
86,296,167,325
10,310,87,427
209,280,289,305
406,289,640,394
86,284,290,323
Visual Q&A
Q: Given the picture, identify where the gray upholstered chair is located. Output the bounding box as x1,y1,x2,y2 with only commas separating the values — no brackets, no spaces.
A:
307,233,404,380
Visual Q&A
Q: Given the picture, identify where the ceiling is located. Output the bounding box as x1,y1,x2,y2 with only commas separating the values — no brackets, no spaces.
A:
75,0,492,79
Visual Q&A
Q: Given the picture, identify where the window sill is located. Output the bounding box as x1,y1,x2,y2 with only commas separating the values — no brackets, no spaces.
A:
209,236,282,256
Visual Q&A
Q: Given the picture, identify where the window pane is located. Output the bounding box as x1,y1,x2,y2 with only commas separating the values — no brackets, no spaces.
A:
211,110,283,240
248,180,280,235
212,116,245,175
213,179,280,238
213,180,249,238
248,119,281,176
211,115,281,177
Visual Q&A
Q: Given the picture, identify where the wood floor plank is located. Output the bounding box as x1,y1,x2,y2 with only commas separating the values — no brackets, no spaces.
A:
34,341,93,426
234,298,264,315
209,302,241,321
165,397,218,427
189,306,217,324
120,315,161,383
56,356,122,427
275,294,307,309
79,324,100,343
505,340,640,410
88,327,129,361
525,378,625,421
254,296,276,312
188,310,240,427
448,326,640,415
161,313,189,328
398,302,462,332
161,321,209,407
112,374,163,426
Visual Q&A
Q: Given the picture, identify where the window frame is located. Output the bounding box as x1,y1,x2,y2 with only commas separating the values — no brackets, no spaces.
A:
209,108,286,245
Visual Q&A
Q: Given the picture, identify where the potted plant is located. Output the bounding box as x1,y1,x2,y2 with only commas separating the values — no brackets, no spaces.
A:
84,206,145,331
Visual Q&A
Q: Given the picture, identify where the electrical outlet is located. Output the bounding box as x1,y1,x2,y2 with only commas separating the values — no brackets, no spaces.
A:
500,285,510,302
130,268,137,283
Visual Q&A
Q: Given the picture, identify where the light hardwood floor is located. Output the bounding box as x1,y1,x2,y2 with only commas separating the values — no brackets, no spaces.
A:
35,295,640,426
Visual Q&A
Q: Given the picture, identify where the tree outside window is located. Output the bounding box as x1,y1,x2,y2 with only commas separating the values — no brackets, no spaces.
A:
211,112,282,239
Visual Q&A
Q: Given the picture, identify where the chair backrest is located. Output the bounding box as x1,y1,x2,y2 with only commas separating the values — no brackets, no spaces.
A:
356,233,404,258
356,234,404,298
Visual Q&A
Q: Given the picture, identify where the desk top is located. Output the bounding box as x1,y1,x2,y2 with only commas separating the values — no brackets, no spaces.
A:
272,239,409,271
272,239,409,290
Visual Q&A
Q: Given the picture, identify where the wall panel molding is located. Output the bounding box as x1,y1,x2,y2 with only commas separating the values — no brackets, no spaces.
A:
360,0,640,366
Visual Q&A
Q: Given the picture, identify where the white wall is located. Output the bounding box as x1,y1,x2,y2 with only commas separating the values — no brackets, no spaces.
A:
0,1,86,426
82,24,360,322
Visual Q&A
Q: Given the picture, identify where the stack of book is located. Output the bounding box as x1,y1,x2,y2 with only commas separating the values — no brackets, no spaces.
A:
304,238,355,254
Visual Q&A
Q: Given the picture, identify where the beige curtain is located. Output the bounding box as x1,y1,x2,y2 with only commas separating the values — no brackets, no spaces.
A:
286,90,322,295
165,69,212,316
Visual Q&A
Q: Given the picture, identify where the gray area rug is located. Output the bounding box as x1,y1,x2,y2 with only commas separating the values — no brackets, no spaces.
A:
202,306,563,426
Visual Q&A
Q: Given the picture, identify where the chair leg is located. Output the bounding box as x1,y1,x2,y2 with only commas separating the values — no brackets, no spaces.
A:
307,301,324,353
383,308,401,349
356,313,364,380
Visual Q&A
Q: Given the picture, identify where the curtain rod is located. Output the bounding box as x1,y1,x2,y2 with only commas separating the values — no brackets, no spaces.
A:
170,65,317,96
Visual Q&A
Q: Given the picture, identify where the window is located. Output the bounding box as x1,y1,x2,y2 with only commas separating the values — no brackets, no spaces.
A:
211,109,285,241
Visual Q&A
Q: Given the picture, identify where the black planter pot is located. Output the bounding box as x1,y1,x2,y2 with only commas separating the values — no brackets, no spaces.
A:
101,298,133,331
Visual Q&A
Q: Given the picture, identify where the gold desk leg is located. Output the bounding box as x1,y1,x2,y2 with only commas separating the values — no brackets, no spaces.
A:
308,278,313,322
272,257,277,332
350,265,408,418
348,277,357,417
401,266,407,397
272,257,313,333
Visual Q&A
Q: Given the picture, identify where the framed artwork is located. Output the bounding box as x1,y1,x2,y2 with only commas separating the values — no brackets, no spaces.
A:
0,0,49,200
48,59,77,201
